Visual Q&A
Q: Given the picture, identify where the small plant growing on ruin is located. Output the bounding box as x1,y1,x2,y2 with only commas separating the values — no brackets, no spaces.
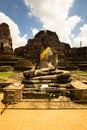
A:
48,93,56,101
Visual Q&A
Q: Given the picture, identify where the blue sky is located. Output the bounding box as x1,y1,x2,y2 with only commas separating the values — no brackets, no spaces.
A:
0,0,87,48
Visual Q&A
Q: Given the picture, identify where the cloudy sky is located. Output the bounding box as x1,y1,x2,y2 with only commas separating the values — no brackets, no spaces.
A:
0,0,87,49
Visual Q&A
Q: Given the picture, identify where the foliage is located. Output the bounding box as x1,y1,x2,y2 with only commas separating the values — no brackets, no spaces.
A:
49,93,56,99
0,72,16,78
72,71,87,75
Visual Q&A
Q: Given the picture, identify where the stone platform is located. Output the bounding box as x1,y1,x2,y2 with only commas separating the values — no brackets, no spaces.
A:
3,83,24,104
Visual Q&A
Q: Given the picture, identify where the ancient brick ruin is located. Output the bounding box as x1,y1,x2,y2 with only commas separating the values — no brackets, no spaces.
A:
0,23,14,58
15,30,87,70
0,23,87,106
0,22,87,70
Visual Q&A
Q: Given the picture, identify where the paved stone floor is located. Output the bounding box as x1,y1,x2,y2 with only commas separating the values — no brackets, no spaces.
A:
1,93,87,130
0,109,87,130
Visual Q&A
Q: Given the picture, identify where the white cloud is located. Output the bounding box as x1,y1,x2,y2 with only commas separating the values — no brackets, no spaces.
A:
31,27,39,36
73,24,87,47
0,12,27,49
24,0,82,46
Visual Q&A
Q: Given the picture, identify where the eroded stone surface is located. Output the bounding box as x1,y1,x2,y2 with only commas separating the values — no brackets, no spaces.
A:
71,80,87,100
0,23,13,58
22,68,71,99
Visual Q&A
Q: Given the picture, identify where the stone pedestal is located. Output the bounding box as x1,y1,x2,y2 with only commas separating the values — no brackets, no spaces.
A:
22,68,71,99
71,80,87,101
3,83,24,104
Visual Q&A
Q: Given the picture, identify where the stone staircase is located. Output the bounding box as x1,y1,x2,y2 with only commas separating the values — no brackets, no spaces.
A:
22,68,72,99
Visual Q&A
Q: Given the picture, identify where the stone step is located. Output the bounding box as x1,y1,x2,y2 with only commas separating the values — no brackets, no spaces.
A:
23,87,66,92
22,77,71,84
32,73,70,80
22,91,49,99
24,83,71,88
23,88,40,92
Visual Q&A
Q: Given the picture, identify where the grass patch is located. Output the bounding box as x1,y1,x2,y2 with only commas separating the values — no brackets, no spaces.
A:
0,72,16,78
72,71,87,75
